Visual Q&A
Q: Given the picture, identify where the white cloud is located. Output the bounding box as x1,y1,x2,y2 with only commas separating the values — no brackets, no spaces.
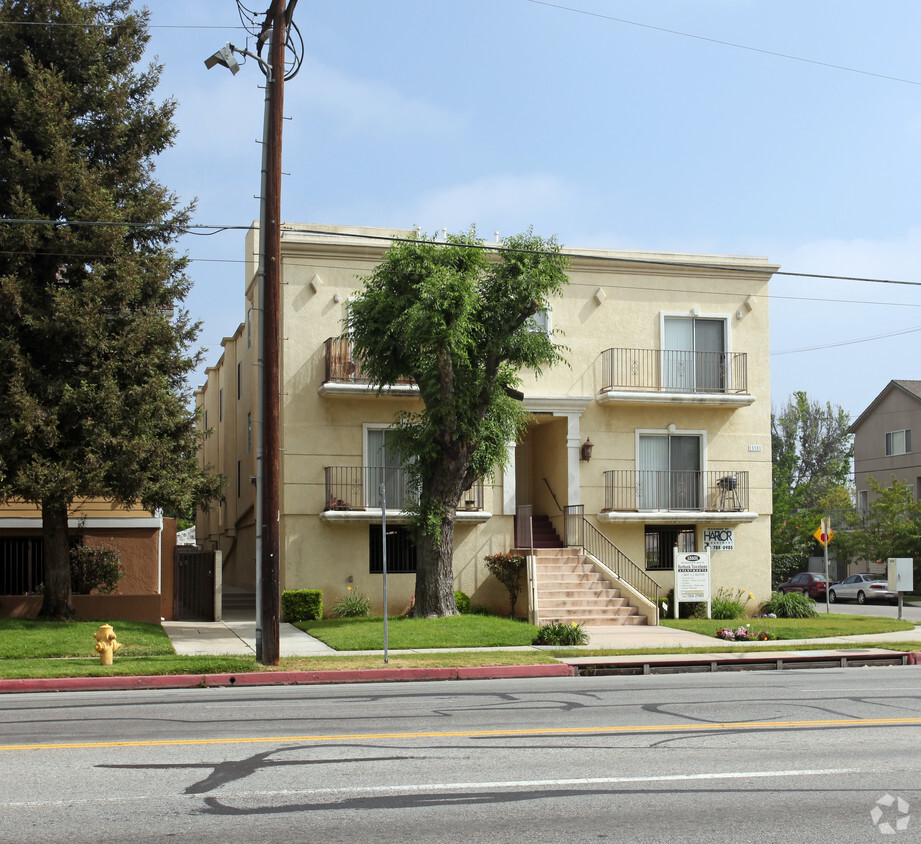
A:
291,57,464,139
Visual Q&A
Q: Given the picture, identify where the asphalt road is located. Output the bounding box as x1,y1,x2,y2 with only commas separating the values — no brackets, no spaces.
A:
819,600,921,622
2,668,920,843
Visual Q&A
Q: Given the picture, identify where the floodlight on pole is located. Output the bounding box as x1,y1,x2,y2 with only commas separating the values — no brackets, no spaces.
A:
204,43,240,75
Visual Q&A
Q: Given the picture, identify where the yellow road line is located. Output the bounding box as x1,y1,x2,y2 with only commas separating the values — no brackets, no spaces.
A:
3,716,921,752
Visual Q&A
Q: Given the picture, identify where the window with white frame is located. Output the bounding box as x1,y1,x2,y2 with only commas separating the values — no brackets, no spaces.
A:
663,316,727,392
885,429,911,456
857,489,868,514
527,307,551,335
366,427,416,509
637,432,702,510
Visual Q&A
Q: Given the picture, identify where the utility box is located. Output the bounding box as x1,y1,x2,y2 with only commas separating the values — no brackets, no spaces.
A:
887,558,914,594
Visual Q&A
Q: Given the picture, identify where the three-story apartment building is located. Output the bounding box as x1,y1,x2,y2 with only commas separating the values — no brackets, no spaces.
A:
197,223,776,622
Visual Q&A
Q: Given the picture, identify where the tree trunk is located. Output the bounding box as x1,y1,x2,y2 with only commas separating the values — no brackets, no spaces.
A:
38,499,75,620
412,507,459,617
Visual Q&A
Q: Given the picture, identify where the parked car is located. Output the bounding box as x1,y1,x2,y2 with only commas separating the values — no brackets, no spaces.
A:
829,574,898,605
777,572,835,599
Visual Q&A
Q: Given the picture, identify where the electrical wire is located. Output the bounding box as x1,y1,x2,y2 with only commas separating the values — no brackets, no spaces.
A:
526,0,921,88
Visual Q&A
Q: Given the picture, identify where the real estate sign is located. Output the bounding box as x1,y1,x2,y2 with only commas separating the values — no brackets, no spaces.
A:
675,551,711,603
702,527,734,550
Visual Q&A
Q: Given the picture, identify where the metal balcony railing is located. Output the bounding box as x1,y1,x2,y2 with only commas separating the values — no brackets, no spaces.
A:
603,469,749,512
600,348,748,395
324,466,484,512
324,337,415,385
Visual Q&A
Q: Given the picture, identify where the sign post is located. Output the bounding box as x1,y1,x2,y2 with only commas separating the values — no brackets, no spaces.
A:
815,519,834,614
675,551,712,619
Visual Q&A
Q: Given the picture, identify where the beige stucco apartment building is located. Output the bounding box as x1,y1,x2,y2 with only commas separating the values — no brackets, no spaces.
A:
196,223,776,622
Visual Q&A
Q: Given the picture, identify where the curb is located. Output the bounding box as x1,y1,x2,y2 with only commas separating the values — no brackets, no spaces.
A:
0,663,574,694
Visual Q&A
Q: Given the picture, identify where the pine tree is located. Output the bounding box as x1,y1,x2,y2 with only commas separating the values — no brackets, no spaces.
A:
0,0,222,618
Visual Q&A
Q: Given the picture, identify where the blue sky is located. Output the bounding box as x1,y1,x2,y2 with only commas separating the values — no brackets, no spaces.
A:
144,1,921,420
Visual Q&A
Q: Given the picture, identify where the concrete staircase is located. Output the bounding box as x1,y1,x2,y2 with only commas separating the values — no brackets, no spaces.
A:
533,548,648,626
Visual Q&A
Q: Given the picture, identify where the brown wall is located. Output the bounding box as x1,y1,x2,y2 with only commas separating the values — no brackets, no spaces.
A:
0,594,162,623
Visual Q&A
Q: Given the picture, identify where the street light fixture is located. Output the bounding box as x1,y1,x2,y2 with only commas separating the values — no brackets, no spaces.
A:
203,43,240,75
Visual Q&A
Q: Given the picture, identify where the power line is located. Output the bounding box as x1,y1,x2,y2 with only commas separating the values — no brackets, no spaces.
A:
526,0,921,88
771,325,921,356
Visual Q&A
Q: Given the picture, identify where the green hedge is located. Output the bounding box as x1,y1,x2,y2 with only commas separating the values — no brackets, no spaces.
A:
281,589,323,622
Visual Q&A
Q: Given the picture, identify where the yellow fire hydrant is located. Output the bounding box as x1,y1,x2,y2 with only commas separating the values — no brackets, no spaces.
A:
93,623,122,666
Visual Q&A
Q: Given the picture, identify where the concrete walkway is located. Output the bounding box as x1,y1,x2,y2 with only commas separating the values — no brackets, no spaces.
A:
161,615,921,657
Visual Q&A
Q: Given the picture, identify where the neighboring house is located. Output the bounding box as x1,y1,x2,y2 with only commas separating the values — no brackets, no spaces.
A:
196,223,776,623
0,500,177,621
849,379,921,514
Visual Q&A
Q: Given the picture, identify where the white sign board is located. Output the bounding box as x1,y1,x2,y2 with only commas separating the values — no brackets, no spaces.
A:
675,551,711,602
702,527,734,551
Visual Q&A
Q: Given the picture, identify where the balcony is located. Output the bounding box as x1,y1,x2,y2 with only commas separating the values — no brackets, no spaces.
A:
319,337,418,397
598,469,756,524
597,348,752,407
321,466,490,523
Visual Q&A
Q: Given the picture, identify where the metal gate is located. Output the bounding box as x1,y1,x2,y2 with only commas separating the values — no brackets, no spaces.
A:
173,548,216,621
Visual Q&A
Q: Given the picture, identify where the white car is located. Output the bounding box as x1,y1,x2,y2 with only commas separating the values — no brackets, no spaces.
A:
829,574,898,605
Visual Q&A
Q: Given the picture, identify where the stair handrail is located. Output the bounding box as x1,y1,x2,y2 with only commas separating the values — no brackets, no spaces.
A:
563,505,660,613
542,477,563,513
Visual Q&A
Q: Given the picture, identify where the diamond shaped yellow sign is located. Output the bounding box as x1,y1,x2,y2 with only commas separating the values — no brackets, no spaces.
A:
814,526,834,546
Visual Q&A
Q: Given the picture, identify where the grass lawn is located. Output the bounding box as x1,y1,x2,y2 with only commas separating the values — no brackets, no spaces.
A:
0,618,177,659
295,614,540,650
661,614,915,639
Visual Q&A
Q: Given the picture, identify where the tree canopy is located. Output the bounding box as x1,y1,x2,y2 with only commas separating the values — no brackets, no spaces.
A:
771,391,853,580
0,0,222,618
348,229,569,617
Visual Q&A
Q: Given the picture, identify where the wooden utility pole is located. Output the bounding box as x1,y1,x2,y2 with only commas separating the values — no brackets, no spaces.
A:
259,0,286,665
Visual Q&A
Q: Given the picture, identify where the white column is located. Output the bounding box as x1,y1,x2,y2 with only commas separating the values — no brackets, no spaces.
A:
502,439,517,515
565,413,582,507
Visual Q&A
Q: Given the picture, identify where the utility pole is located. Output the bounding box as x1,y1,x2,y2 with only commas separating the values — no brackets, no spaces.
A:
259,0,287,666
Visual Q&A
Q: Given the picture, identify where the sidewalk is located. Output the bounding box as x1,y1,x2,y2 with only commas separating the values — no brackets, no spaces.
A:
2,618,919,695
161,615,921,656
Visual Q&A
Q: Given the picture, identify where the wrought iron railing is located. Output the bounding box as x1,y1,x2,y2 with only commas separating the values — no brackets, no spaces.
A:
600,347,748,394
324,466,483,511
563,505,660,608
324,337,415,385
603,469,749,512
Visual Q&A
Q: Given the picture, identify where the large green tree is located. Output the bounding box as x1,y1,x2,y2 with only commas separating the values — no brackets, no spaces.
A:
348,229,569,617
0,1,222,619
771,391,853,580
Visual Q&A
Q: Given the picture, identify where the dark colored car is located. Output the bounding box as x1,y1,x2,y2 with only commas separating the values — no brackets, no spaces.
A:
777,572,835,599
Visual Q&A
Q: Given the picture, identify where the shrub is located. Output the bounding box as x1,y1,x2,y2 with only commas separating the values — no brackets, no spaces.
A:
70,542,123,595
454,590,472,614
711,587,754,620
759,590,818,619
661,588,705,619
334,587,372,618
534,620,589,646
281,589,323,622
484,552,527,617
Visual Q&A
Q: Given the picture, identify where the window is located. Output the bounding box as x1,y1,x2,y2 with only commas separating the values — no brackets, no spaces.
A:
247,413,252,453
857,489,868,514
369,525,416,573
0,537,44,595
366,427,416,508
237,362,241,400
663,316,726,392
645,525,695,570
236,460,241,498
219,388,223,422
638,433,702,510
885,429,911,456
246,307,252,348
527,307,551,335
